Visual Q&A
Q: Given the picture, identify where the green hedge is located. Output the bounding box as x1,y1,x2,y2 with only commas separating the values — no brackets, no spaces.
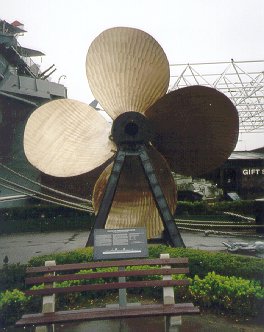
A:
0,200,255,234
2,246,262,295
0,204,95,234
175,200,256,216
0,204,87,220
149,246,264,284
175,201,208,215
27,246,264,285
208,200,256,215
28,247,94,267
0,216,92,234
0,264,27,292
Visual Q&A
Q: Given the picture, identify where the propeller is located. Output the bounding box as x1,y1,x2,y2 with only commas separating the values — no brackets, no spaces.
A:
145,85,239,176
23,27,239,240
24,99,114,177
86,27,170,119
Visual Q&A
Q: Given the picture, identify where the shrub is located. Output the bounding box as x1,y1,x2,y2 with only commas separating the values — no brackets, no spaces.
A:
188,272,264,316
0,205,94,234
27,246,264,285
209,200,256,216
28,247,94,266
0,264,27,292
148,246,264,284
175,201,208,215
0,200,255,234
175,200,256,216
0,289,29,326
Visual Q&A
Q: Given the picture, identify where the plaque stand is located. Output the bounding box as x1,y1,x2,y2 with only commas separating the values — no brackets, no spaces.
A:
118,266,127,307
106,266,141,309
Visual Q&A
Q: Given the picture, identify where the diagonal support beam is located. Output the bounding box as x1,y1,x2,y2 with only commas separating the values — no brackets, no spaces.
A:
86,148,126,246
86,144,185,248
138,146,185,247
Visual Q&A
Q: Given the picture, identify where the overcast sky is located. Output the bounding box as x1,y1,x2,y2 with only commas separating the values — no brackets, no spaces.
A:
2,0,264,150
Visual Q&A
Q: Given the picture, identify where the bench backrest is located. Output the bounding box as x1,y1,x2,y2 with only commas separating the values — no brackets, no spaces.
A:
25,258,190,297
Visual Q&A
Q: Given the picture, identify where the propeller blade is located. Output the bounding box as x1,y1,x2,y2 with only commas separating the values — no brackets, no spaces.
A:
92,145,177,239
145,86,239,176
24,99,114,177
86,27,169,119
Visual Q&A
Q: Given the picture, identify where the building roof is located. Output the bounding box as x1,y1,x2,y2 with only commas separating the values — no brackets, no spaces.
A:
18,46,45,57
229,151,264,160
11,20,23,27
251,147,264,153
0,19,26,35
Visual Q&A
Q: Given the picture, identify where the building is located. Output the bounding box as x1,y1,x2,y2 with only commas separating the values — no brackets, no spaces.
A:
0,19,67,207
203,148,264,200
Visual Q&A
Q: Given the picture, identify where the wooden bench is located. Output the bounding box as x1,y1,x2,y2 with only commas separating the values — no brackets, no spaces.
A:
16,254,199,330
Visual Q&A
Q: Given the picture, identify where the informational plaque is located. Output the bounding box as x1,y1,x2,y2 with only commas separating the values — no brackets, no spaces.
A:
93,228,148,260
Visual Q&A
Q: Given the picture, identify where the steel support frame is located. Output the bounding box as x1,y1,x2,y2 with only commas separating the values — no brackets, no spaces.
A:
86,144,185,248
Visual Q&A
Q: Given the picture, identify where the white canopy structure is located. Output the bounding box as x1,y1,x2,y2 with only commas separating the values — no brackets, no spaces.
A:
170,59,264,134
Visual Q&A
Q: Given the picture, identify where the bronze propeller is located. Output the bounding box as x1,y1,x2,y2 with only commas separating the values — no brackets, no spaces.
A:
24,27,239,245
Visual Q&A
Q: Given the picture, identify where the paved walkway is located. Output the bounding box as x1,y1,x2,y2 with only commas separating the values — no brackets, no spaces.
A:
1,230,261,265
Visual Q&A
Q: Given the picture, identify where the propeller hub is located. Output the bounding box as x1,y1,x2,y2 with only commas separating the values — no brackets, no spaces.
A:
111,112,153,145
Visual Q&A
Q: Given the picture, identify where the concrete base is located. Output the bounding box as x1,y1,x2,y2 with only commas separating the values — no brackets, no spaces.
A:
36,326,54,332
165,315,182,332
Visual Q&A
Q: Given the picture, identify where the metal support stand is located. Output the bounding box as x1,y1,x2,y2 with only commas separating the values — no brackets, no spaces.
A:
86,148,126,246
118,266,127,307
86,144,185,248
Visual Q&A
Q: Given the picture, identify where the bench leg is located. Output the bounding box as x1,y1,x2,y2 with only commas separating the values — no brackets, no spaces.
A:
36,260,56,332
160,254,182,332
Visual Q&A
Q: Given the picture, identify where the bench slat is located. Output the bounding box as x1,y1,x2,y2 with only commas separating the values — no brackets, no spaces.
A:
26,258,189,274
26,267,189,285
25,279,189,296
16,303,199,326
